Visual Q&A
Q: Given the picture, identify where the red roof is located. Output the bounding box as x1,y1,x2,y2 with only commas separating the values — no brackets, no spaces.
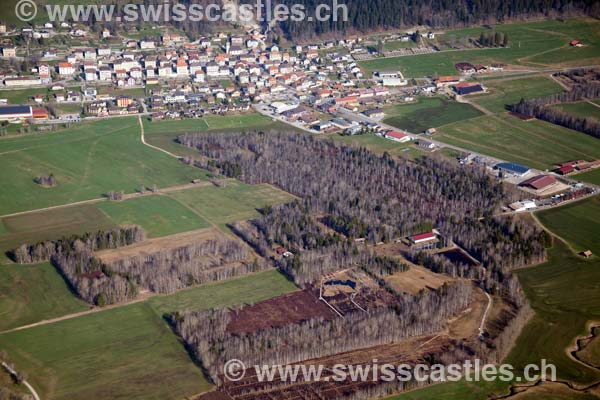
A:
436,76,460,83
519,175,557,190
411,232,436,242
386,131,409,140
570,40,581,45
556,165,575,175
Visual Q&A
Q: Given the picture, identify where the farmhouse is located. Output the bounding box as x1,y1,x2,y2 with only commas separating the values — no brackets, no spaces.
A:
409,231,439,250
570,40,583,47
0,105,33,121
495,162,531,177
384,131,411,143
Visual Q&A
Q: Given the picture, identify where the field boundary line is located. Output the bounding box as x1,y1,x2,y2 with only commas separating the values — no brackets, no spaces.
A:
138,115,181,159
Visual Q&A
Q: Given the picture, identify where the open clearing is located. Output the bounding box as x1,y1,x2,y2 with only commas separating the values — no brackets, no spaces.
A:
436,114,600,170
0,117,201,215
168,181,295,230
385,265,453,295
148,269,297,316
359,18,600,77
470,76,564,114
383,97,483,132
0,270,296,400
95,227,218,263
0,263,88,332
97,195,209,238
554,101,600,120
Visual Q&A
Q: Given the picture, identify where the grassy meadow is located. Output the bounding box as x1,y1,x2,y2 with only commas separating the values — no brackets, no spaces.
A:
553,101,600,120
575,168,600,186
0,204,116,262
97,195,209,238
148,269,298,316
536,196,600,255
142,113,283,157
168,181,295,230
383,97,483,132
436,114,600,170
0,263,88,332
470,76,564,114
0,117,201,215
0,269,297,400
0,302,209,400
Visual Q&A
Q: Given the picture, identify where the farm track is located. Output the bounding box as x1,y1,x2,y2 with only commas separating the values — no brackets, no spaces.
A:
1,361,41,400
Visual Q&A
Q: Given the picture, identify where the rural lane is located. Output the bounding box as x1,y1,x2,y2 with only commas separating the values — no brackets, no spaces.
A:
1,361,41,400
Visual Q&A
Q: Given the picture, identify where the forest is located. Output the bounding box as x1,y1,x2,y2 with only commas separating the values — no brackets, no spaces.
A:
46,0,600,41
173,131,542,391
178,131,547,284
171,280,475,383
245,0,600,40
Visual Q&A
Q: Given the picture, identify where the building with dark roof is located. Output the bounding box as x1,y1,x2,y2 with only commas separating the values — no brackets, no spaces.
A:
0,105,32,121
495,162,531,177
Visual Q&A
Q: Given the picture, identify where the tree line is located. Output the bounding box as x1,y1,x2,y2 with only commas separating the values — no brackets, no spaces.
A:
10,226,145,264
249,0,599,41
510,78,600,139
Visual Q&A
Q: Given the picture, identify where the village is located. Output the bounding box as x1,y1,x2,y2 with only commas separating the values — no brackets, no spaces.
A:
0,20,598,219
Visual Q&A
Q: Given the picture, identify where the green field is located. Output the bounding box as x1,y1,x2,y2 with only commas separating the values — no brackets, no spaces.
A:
149,269,298,315
0,269,297,400
142,113,274,136
437,114,600,170
359,18,600,78
471,76,564,114
0,88,49,105
575,168,600,186
536,196,600,255
0,263,88,332
0,302,208,400
0,118,201,215
0,204,116,262
168,181,295,229
554,101,600,121
97,195,209,238
142,113,283,157
383,97,483,132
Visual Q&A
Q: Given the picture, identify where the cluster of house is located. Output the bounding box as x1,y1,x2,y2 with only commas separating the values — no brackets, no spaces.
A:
554,159,600,175
432,75,485,95
455,62,505,75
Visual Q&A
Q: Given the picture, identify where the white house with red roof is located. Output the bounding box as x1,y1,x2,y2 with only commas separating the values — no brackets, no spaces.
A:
384,131,411,143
